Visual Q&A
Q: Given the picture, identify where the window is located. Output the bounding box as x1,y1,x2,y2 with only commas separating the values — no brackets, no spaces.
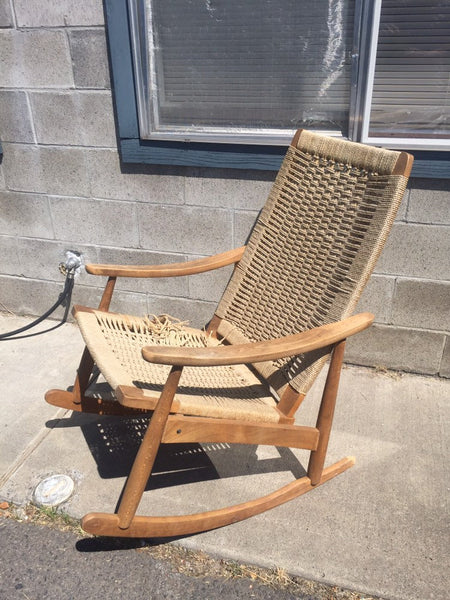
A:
361,0,450,151
104,0,450,175
129,0,356,145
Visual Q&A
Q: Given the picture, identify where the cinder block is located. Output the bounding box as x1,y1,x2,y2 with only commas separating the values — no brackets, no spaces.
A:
0,275,101,320
87,149,185,203
355,275,395,324
54,278,149,318
68,29,110,89
3,144,90,197
0,275,65,318
2,144,46,194
0,30,73,88
15,0,104,27
233,210,259,247
0,191,53,238
137,204,233,256
439,336,450,378
0,0,13,27
50,197,139,247
0,91,34,143
375,223,450,280
147,295,216,329
62,281,149,321
15,238,98,283
96,246,189,297
105,289,148,317
185,168,273,210
188,258,233,302
30,91,116,147
345,323,445,375
408,179,450,225
0,235,20,276
391,279,450,332
395,188,409,222
63,281,108,318
43,148,91,197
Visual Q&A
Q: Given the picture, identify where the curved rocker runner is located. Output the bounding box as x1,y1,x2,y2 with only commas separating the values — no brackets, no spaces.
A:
45,130,413,537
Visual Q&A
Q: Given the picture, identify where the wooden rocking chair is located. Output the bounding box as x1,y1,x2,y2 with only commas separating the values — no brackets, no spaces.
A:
45,130,413,538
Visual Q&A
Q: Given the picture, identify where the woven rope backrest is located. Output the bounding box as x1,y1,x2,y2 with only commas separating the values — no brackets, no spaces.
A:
215,131,409,396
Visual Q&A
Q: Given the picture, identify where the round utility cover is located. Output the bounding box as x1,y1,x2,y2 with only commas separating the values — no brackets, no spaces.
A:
33,474,74,506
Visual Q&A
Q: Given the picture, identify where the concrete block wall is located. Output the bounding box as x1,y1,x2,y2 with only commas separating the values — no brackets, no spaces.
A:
0,1,448,378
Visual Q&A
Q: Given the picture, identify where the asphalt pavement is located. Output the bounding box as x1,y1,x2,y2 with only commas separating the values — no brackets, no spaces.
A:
0,517,311,600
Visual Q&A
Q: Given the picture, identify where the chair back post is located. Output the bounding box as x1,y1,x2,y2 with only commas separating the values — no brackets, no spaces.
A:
307,339,346,486
205,314,222,337
277,385,306,420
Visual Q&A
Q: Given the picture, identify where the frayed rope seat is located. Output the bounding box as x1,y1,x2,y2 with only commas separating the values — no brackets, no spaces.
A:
77,310,280,423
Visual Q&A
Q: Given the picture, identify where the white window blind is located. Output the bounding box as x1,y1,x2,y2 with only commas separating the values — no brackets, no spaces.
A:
129,0,449,150
134,0,355,143
368,0,450,140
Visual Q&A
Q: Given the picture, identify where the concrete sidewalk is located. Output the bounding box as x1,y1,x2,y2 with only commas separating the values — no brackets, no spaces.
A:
0,313,448,600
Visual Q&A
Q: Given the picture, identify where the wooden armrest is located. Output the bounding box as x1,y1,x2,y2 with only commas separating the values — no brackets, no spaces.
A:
142,313,374,366
85,246,246,278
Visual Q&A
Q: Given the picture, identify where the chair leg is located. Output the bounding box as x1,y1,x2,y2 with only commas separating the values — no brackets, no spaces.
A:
45,345,97,411
72,275,117,402
72,346,95,404
307,340,346,486
116,366,183,530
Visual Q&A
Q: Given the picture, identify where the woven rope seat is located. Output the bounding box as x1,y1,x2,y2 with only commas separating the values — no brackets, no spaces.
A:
76,309,279,423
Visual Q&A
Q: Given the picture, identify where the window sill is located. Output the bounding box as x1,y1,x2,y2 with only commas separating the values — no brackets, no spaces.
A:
119,138,449,178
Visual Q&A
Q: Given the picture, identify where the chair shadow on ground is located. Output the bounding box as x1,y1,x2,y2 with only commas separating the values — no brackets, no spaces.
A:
46,411,308,552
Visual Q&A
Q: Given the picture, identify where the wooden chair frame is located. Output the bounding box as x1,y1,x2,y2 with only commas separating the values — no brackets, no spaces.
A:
45,132,413,538
46,255,372,537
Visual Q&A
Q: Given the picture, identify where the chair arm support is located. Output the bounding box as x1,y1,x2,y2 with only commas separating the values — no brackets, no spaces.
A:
85,246,246,278
142,313,374,367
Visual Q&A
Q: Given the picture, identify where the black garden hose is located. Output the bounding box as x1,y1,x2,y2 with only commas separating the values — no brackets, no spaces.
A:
0,272,75,340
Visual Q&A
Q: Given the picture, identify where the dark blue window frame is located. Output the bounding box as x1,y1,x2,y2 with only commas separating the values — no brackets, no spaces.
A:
104,0,450,178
